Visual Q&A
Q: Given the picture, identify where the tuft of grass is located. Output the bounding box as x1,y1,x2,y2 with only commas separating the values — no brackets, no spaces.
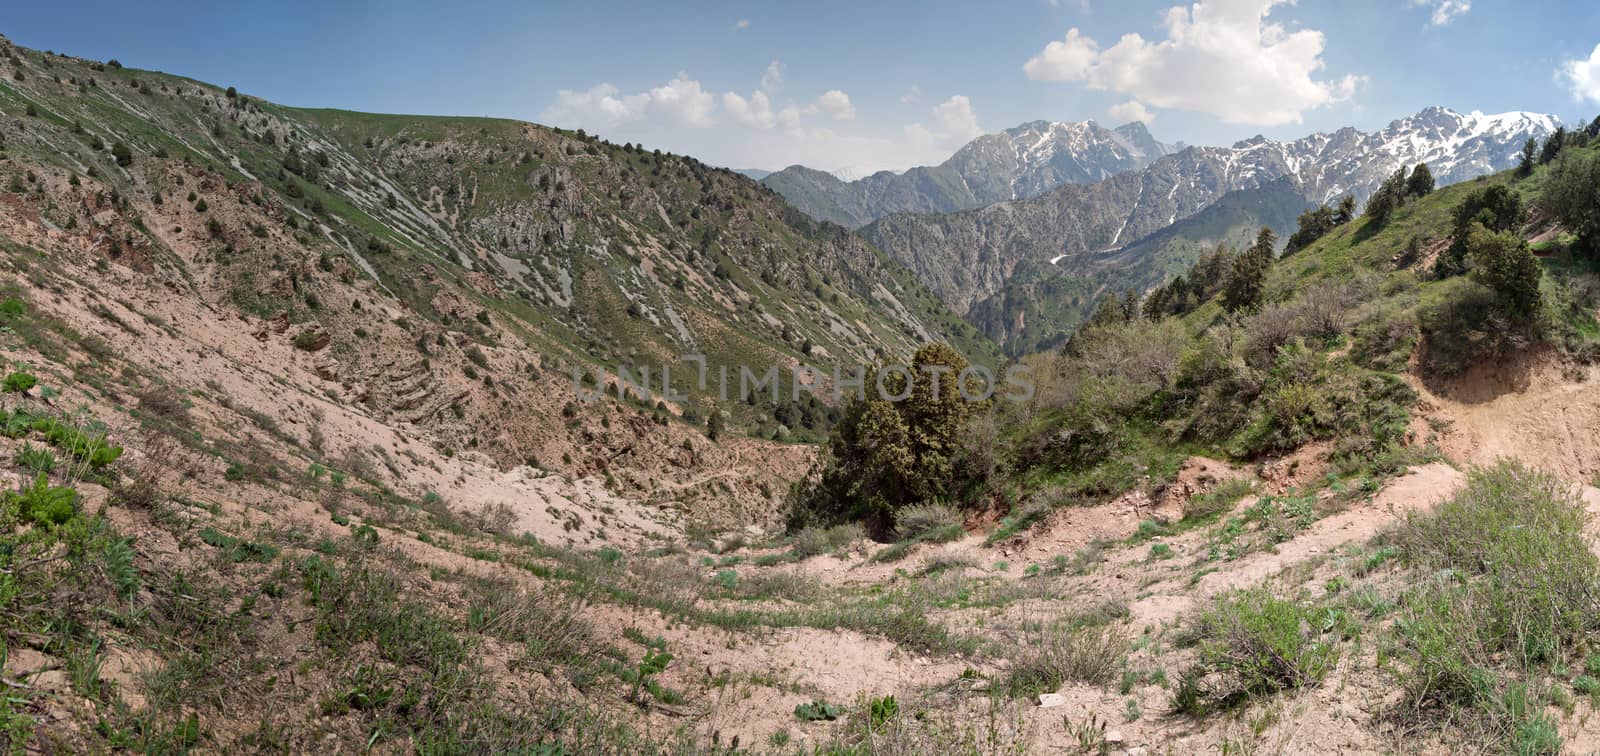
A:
1000,625,1126,699
13,442,55,474
893,503,963,542
1174,588,1343,715
1389,460,1599,751
790,523,864,559
1183,478,1254,522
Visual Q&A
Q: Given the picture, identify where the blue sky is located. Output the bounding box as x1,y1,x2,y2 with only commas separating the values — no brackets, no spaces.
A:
6,1,1600,175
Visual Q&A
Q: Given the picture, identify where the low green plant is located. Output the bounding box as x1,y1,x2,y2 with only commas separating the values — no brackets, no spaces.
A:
14,442,54,474
630,649,673,704
1389,461,1599,750
198,528,280,563
7,472,77,525
1176,588,1342,713
1,371,37,393
1001,624,1126,698
867,694,898,729
1184,478,1253,522
794,699,841,722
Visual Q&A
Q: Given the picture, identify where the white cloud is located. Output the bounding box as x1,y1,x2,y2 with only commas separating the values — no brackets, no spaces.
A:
734,18,750,30
1022,28,1100,81
1561,43,1600,104
541,73,716,129
760,60,784,94
723,89,802,129
1022,0,1362,126
1410,0,1469,27
899,85,922,105
1108,100,1155,124
811,90,857,120
903,95,984,152
541,66,981,175
723,90,775,128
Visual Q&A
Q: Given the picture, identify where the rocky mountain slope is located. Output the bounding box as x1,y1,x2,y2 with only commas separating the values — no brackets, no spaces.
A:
760,120,1169,228
862,107,1559,354
965,178,1310,354
0,34,997,479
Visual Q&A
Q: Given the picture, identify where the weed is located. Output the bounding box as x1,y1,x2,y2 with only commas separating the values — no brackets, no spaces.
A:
1001,625,1126,698
795,699,841,722
13,443,54,474
868,694,898,730
1176,588,1342,713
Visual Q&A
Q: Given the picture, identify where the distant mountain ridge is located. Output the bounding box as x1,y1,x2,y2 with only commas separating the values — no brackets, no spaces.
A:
760,119,1172,228
857,106,1560,355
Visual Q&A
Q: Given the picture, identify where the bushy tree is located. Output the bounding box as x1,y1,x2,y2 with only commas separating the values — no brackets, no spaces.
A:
1221,228,1276,314
1142,281,1172,321
1120,289,1141,321
1190,244,1235,301
1519,137,1537,176
1284,205,1337,256
1333,195,1357,225
706,408,725,440
1539,126,1568,165
1542,148,1600,256
798,343,974,536
1364,166,1411,226
111,141,132,167
1467,224,1542,321
1405,162,1434,197
1086,294,1127,329
1435,185,1525,276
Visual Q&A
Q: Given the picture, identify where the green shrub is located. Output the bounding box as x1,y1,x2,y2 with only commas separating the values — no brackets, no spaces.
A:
1229,341,1413,462
1388,461,1599,750
794,700,841,722
1176,589,1342,712
2,372,37,393
1183,478,1253,522
790,523,863,558
1397,461,1600,679
1419,278,1544,377
8,473,78,526
1349,298,1419,373
893,503,962,542
1001,624,1126,698
292,331,324,351
1542,146,1600,255
1467,224,1543,321
793,344,974,536
13,443,54,474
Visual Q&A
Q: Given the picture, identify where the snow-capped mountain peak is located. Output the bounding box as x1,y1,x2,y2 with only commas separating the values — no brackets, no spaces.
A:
1190,106,1561,205
943,118,1174,200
